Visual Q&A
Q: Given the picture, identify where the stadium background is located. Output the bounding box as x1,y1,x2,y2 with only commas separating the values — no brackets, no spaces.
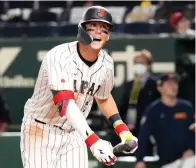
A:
0,1,195,168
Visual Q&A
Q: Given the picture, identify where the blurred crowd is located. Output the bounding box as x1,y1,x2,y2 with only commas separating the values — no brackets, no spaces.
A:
0,0,195,37
116,50,195,168
95,48,195,168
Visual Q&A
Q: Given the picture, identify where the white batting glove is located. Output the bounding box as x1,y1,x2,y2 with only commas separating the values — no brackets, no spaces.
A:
90,139,117,166
85,133,117,166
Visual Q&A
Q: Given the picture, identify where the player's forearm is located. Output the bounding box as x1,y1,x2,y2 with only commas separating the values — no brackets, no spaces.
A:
96,94,137,145
95,94,119,119
52,90,94,140
66,99,94,139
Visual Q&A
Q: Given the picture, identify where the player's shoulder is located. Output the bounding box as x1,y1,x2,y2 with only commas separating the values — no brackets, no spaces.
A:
46,41,77,59
101,49,114,69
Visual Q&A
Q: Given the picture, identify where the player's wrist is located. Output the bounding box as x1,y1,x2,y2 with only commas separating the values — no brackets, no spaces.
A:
114,122,130,136
108,113,130,136
85,132,100,148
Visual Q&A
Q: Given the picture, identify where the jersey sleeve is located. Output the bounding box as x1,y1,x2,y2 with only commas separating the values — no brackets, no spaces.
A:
94,66,114,100
43,48,74,91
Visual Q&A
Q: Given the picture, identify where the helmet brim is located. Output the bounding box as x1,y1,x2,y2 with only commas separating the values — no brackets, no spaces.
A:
81,19,113,30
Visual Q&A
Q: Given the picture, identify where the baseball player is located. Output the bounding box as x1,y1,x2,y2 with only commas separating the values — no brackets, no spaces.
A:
20,6,138,168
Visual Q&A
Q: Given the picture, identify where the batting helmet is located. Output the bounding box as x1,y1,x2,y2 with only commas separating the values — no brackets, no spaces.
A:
77,6,113,45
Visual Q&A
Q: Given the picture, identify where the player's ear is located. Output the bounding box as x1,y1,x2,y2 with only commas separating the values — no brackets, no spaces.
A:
106,36,110,41
106,33,110,42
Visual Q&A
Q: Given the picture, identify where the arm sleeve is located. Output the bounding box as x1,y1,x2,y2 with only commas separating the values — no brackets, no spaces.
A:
136,105,154,161
94,66,114,100
43,48,74,91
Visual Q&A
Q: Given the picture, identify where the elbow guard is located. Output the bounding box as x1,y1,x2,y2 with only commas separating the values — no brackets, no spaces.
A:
52,90,74,117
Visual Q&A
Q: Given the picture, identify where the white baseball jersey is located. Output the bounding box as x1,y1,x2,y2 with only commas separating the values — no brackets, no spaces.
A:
23,41,114,131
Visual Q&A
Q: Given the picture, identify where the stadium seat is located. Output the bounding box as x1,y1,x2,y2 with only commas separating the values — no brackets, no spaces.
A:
2,22,27,37
70,6,126,24
105,7,126,24
26,22,58,37
8,1,34,9
123,22,154,34
0,22,4,37
29,9,57,22
154,21,173,34
69,7,89,24
39,1,67,8
58,23,78,37
48,7,64,20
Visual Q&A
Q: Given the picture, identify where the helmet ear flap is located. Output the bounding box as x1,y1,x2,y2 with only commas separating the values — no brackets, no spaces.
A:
77,23,93,45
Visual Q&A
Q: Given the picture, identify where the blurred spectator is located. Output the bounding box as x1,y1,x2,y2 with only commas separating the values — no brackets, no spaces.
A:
124,0,157,23
135,73,195,168
183,4,195,21
169,11,195,36
107,49,160,154
154,0,195,20
117,49,160,135
0,1,8,15
83,0,95,7
153,1,170,20
0,89,11,132
29,6,57,22
58,2,71,23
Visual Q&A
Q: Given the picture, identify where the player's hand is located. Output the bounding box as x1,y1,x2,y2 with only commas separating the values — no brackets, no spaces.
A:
119,131,138,154
90,139,117,166
114,121,138,153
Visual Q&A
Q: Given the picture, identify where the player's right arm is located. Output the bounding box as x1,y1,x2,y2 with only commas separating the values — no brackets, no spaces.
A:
42,48,116,165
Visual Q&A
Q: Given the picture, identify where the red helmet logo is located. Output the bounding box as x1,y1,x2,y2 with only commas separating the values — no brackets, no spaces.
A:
97,8,105,18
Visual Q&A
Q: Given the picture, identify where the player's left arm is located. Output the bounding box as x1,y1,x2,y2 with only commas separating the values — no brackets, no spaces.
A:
94,66,138,153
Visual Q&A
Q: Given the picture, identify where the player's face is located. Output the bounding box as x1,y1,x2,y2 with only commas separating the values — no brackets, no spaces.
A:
85,21,111,50
161,80,178,97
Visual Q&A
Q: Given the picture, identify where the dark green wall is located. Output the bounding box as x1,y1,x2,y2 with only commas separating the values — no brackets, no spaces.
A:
0,35,193,125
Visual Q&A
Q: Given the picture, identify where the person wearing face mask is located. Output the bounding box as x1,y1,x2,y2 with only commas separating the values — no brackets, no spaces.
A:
109,49,160,156
117,49,160,136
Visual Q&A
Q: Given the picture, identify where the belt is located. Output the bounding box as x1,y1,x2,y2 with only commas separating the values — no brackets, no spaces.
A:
34,119,64,130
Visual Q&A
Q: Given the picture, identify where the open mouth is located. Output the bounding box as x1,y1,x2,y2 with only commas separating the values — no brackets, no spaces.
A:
93,37,101,42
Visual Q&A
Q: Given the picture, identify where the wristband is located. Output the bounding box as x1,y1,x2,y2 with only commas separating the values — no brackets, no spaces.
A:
85,132,100,148
109,113,130,136
108,113,122,126
114,123,129,136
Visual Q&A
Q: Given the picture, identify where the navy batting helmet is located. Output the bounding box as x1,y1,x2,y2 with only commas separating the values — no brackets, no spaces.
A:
77,6,113,45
